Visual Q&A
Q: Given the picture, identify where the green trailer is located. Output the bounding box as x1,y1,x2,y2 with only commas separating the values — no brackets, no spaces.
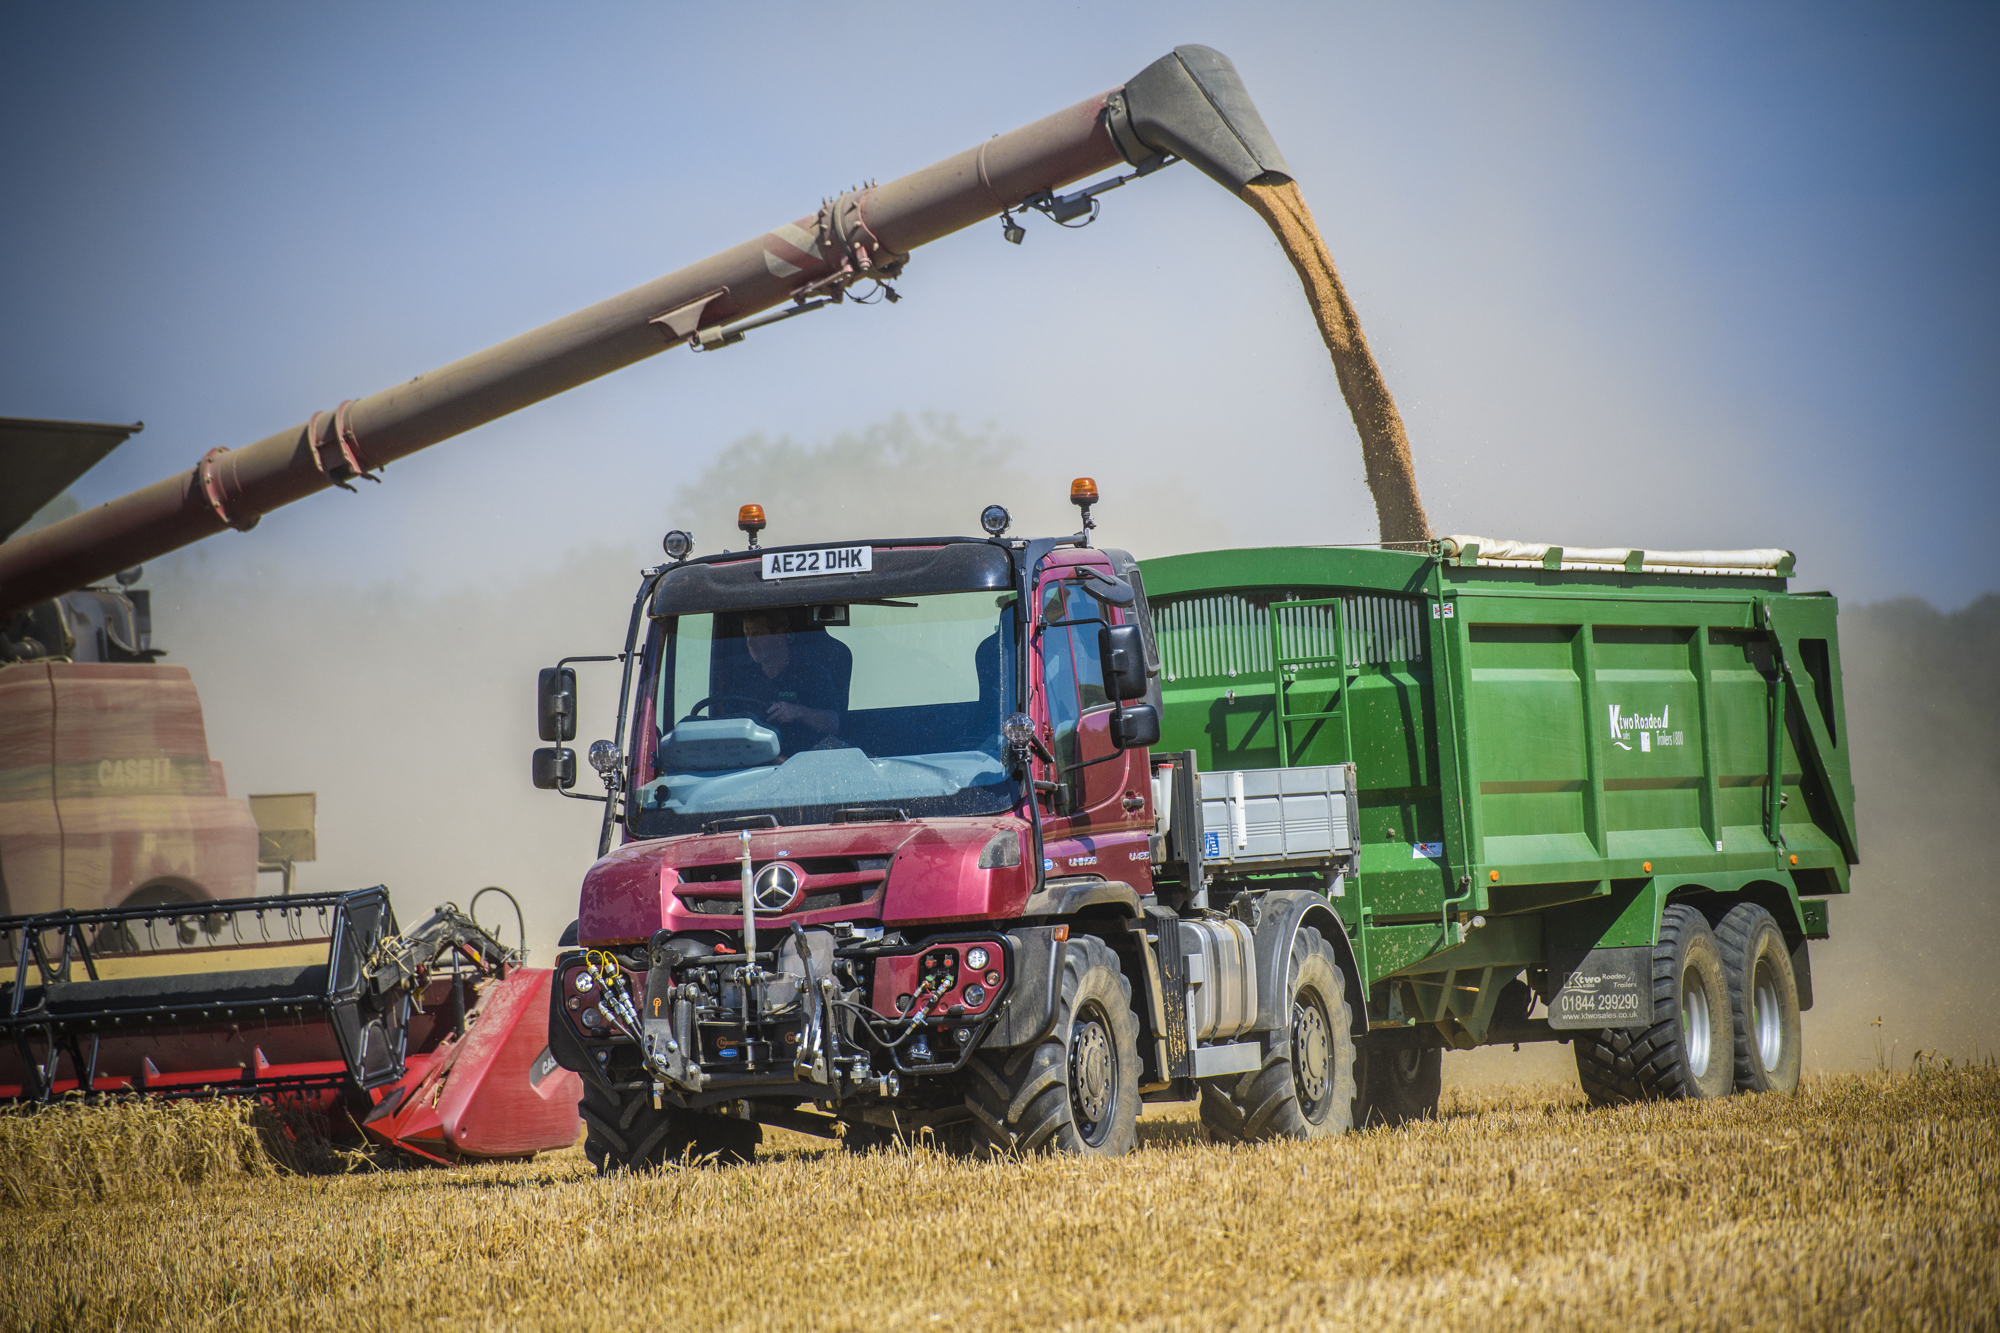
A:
1139,535,1853,1112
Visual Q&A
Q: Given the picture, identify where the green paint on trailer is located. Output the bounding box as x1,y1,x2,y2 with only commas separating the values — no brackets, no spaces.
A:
1139,544,1856,1015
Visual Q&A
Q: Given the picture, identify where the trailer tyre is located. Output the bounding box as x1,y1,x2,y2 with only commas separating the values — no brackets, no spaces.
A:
1354,1030,1441,1128
1716,903,1802,1095
1199,926,1355,1141
1573,904,1735,1104
580,1081,761,1173
962,935,1140,1158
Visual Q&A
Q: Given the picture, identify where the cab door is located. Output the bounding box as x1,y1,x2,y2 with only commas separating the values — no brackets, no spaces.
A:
1032,563,1151,883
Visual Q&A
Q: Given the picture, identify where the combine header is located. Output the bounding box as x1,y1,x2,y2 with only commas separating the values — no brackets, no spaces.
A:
0,888,581,1161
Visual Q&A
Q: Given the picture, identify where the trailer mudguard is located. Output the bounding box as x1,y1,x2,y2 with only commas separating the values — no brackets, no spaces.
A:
1251,889,1367,1037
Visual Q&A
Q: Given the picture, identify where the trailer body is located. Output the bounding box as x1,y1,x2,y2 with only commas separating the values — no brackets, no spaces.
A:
1139,541,1853,1046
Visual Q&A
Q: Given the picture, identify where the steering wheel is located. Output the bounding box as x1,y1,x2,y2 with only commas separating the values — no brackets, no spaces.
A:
679,695,771,725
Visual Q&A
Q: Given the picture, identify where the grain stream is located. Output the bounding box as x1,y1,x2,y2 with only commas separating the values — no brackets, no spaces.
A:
3,1063,1993,1330
1244,179,1430,547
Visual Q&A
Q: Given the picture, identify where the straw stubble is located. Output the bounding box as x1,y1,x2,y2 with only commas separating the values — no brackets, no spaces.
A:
3,1064,1993,1330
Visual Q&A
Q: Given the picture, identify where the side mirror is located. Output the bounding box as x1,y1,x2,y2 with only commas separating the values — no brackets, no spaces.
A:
537,667,577,742
1077,573,1136,608
532,746,576,790
1099,624,1149,702
1109,703,1160,751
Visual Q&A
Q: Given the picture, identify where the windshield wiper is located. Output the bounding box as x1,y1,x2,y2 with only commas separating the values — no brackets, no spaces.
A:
832,807,908,824
702,813,782,834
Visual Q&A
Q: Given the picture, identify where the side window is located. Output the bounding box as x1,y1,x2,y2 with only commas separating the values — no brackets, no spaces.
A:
1067,585,1109,711
1039,577,1114,778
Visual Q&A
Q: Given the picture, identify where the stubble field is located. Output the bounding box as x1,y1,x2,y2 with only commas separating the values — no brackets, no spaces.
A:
2,1061,1995,1332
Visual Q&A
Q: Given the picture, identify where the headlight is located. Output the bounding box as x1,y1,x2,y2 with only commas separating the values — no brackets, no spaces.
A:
575,972,594,993
962,984,988,1007
977,832,1022,869
965,946,990,971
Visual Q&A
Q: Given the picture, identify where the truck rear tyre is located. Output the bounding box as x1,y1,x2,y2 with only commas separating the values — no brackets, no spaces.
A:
580,1080,761,1172
962,934,1140,1158
1199,925,1355,1141
1353,1030,1441,1128
1573,903,1735,1104
1716,903,1802,1095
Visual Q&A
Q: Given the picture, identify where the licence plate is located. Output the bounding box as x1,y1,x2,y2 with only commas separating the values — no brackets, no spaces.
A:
761,545,873,580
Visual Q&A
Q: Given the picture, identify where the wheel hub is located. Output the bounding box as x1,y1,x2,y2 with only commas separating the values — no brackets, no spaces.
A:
1293,998,1330,1109
1753,959,1784,1070
1681,966,1711,1077
1070,1010,1113,1133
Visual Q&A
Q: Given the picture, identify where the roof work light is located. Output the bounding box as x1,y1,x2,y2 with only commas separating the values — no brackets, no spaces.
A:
1070,477,1098,543
737,504,767,550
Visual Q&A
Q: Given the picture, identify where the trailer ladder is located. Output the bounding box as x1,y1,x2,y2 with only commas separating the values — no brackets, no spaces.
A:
1268,595,1355,768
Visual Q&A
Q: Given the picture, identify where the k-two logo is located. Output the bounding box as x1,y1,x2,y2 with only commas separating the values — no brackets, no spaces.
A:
1608,703,1683,753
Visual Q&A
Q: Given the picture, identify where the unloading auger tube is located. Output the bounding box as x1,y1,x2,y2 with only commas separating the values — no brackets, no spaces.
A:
0,45,1290,618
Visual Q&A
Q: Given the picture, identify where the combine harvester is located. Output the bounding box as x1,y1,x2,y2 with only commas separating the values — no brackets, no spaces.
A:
0,46,1328,1156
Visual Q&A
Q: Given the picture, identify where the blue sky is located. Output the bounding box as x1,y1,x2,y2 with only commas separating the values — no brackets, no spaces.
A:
5,1,1996,607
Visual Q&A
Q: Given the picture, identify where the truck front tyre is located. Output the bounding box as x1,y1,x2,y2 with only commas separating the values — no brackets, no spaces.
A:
1354,1031,1441,1128
1716,903,1802,1095
962,935,1140,1158
1199,926,1356,1141
580,1080,761,1173
1574,904,1735,1104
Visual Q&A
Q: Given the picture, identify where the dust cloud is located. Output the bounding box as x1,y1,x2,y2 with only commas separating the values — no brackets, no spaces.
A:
146,416,1233,957
95,427,2000,1079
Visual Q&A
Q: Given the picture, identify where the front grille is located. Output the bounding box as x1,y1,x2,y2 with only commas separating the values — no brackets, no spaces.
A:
677,856,888,882
675,855,889,918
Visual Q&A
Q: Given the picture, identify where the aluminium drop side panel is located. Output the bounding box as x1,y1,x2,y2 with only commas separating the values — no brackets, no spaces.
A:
1196,763,1355,867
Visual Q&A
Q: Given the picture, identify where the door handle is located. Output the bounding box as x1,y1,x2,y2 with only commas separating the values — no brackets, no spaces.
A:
1121,793,1146,813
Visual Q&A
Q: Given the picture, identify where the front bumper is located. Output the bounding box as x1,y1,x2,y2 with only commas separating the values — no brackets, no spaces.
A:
549,929,1016,1110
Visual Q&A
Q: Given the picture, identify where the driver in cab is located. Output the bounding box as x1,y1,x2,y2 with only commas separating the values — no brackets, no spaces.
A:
738,610,847,755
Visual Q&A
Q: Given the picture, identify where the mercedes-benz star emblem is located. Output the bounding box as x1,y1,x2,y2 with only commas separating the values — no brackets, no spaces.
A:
752,862,803,914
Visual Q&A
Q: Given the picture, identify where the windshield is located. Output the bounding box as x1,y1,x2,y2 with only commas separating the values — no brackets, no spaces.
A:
629,590,1019,836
